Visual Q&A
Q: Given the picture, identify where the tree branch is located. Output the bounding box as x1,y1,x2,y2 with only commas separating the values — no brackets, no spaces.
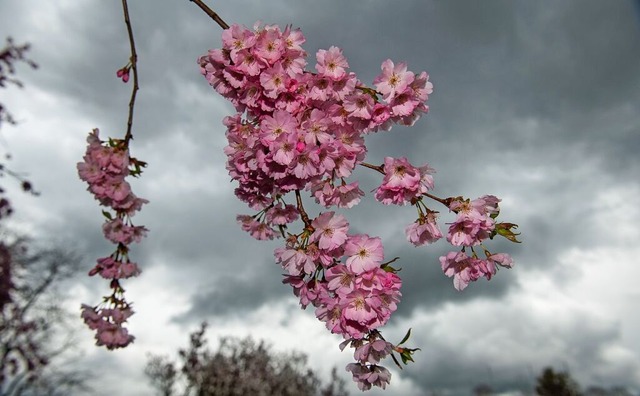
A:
189,0,230,29
121,0,139,145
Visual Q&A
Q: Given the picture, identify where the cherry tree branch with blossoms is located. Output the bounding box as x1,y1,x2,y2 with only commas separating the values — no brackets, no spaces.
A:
77,0,148,350
191,6,521,390
189,0,230,30
76,0,521,392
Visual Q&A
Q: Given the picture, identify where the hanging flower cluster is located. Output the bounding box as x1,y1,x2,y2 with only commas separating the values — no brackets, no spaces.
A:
198,22,519,391
77,128,148,349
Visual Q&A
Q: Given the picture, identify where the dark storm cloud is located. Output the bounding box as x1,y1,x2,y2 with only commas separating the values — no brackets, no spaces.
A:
402,304,636,394
512,1,640,115
171,255,291,321
0,2,130,131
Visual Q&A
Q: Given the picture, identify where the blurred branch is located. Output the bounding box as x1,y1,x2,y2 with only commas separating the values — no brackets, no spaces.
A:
1,236,89,396
121,0,139,145
188,0,230,29
0,36,39,219
0,37,38,129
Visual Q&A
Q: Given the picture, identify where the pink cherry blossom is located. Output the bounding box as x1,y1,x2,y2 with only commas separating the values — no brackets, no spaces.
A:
344,92,374,119
375,157,423,205
344,234,384,273
325,264,356,297
440,251,495,291
373,59,414,101
221,24,257,62
259,62,288,98
354,339,393,364
488,252,514,268
254,28,285,65
405,212,442,246
346,363,391,391
311,212,349,251
265,203,299,225
316,46,349,80
274,247,315,276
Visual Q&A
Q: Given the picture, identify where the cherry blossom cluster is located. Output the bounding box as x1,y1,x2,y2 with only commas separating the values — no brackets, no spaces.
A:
77,128,148,349
199,22,519,391
275,211,403,391
198,23,435,389
438,195,516,290
375,155,518,290
374,156,435,205
405,192,517,291
341,322,412,391
276,212,401,338
200,22,431,214
80,299,134,350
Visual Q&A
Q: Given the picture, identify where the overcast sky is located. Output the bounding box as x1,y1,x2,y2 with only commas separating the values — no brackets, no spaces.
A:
1,1,640,395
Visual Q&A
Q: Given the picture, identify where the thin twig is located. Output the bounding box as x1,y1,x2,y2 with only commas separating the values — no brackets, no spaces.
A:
423,192,450,207
122,0,139,144
359,161,384,174
295,190,312,229
189,0,230,29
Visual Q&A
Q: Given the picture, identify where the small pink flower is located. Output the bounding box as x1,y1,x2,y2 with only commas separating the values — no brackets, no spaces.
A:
354,339,393,364
346,363,391,391
282,25,305,52
325,264,356,297
260,110,297,145
311,212,349,251
102,218,129,244
254,28,285,65
316,46,349,80
344,234,384,274
265,203,299,225
221,24,257,62
259,62,287,98
405,212,442,246
80,304,102,330
375,157,422,205
274,247,315,276
440,251,493,291
373,59,414,101
344,93,374,119
251,222,276,240
298,279,323,308
488,252,513,268
447,216,494,247
341,290,379,326
315,299,343,334
334,182,364,209
370,103,392,130
120,261,141,278
106,179,132,203
96,324,134,350
77,161,103,184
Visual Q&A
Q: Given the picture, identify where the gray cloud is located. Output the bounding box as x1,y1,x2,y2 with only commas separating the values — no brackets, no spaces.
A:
400,302,638,395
